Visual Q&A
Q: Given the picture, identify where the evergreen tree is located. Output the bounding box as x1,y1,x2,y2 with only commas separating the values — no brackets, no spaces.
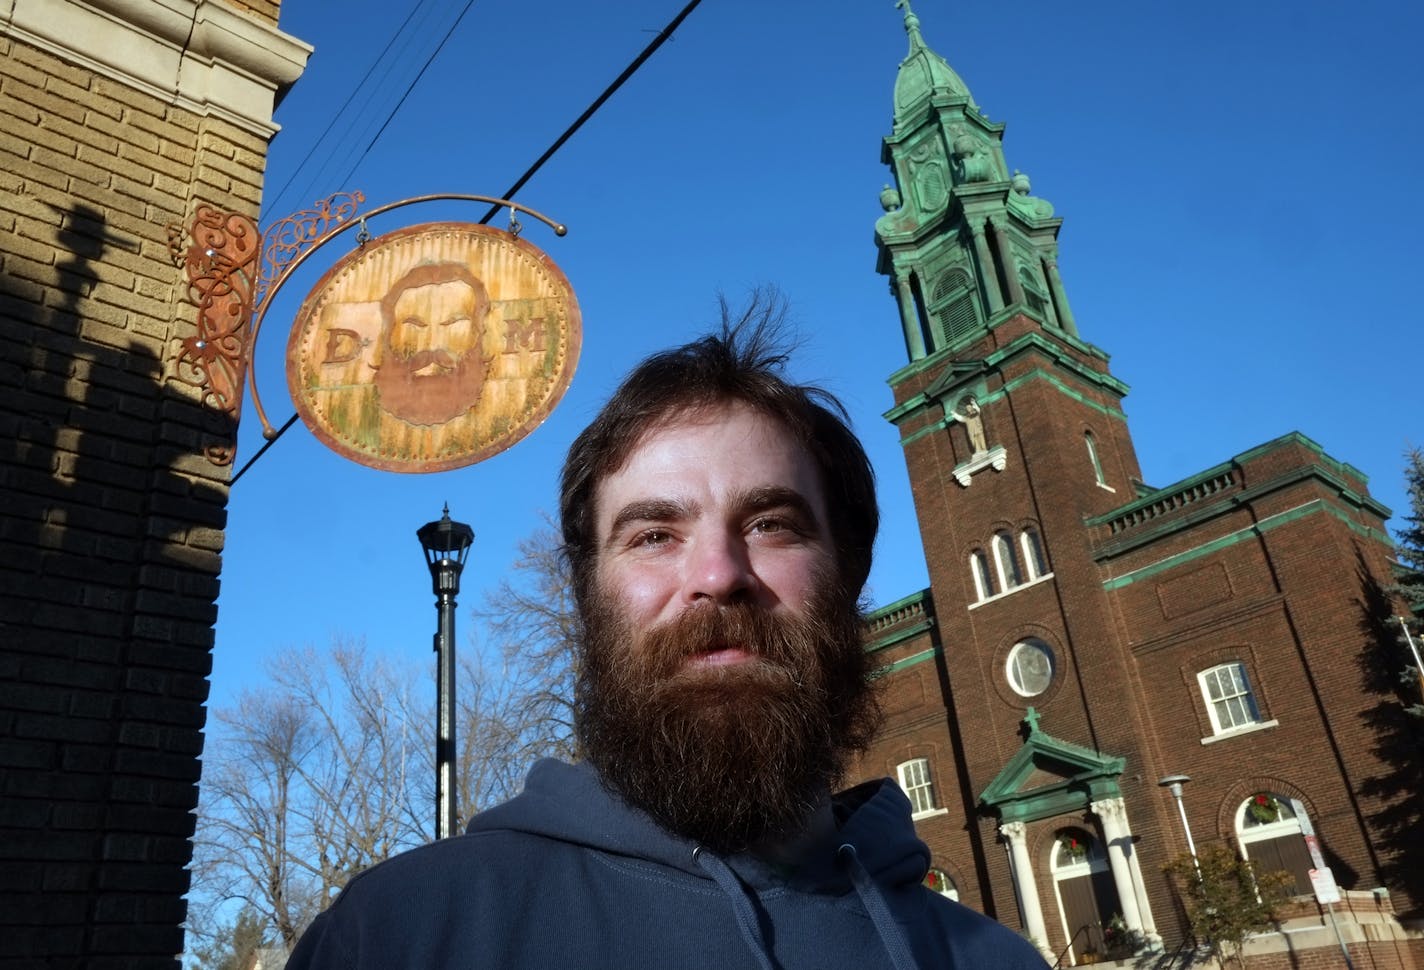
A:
1355,447,1424,916
1395,447,1424,654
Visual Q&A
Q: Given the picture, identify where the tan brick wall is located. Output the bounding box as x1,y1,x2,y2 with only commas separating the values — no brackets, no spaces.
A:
0,3,294,964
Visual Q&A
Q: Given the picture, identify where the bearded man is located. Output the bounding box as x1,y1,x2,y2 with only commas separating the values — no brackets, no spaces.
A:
286,307,1046,970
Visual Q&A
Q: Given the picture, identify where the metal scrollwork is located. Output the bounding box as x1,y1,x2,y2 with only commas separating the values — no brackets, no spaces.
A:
256,191,365,310
173,206,261,466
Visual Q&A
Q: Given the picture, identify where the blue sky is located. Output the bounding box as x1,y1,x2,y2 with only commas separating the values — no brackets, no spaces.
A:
210,0,1422,706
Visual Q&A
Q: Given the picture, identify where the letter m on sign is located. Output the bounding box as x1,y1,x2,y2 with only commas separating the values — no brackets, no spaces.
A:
504,314,546,355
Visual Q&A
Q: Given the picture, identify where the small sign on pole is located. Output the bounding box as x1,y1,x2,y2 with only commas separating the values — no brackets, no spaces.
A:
1309,866,1341,905
1290,797,1330,870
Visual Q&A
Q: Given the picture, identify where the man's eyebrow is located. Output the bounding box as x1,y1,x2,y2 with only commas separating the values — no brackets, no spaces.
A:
604,498,696,544
735,486,820,526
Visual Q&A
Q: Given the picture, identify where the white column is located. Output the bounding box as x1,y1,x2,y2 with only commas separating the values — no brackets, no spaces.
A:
1091,796,1159,947
1000,821,1051,958
1090,797,1143,931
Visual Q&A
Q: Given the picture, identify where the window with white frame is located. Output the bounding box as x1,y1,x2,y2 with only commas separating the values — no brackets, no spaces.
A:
897,758,938,816
924,867,959,901
1198,663,1262,734
1085,431,1107,487
992,531,1024,589
1006,639,1055,697
1020,528,1048,580
971,550,997,601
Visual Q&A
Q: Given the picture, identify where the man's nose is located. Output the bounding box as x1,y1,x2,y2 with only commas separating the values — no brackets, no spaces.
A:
410,324,435,352
394,324,430,356
683,529,758,605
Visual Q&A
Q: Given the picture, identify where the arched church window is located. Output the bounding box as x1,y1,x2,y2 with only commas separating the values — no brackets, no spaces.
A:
896,758,940,818
1235,794,1312,895
925,867,959,901
993,531,1024,589
1020,528,1049,580
1019,267,1049,318
970,550,997,601
1198,663,1262,735
929,267,980,349
1085,431,1107,487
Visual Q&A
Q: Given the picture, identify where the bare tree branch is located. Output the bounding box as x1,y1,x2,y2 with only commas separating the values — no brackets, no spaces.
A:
191,523,585,961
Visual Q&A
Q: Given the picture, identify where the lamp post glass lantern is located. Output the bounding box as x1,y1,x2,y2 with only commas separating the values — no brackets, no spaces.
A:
417,505,474,840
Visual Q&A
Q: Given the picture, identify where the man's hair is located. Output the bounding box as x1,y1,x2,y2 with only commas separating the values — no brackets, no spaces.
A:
558,291,879,613
379,261,489,334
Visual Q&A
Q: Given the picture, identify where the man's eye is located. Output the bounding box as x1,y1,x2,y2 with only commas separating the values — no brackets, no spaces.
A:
402,317,427,329
751,517,789,535
633,529,673,547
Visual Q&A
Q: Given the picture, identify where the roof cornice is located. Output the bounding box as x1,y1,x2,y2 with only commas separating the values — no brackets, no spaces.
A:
2,0,311,137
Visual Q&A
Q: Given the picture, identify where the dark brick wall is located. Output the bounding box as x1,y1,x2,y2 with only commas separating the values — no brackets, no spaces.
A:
861,312,1419,960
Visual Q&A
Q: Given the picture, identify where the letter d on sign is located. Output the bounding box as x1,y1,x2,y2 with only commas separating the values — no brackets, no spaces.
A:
324,328,361,364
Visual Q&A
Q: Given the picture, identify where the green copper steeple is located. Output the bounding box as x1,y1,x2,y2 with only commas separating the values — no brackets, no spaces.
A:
892,0,976,119
876,2,1077,362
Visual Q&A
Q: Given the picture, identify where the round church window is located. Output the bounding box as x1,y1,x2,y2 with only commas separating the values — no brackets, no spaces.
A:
1006,639,1055,697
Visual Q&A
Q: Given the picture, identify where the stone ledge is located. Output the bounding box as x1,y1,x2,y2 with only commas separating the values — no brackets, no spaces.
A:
2,0,311,137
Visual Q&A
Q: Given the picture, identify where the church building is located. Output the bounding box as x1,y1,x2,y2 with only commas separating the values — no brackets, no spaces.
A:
855,5,1422,967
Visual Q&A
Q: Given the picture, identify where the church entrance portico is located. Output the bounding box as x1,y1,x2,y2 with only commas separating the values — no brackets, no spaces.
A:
982,711,1156,963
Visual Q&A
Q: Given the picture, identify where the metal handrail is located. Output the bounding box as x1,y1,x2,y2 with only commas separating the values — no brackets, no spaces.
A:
1051,924,1095,969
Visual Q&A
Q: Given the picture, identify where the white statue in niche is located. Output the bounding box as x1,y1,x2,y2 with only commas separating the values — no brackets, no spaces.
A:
951,394,988,455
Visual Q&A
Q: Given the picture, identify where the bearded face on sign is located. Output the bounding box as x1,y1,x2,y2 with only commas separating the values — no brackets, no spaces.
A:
374,262,494,426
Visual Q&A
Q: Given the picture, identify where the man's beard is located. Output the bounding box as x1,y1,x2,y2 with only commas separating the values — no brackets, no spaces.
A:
574,579,881,854
374,346,489,426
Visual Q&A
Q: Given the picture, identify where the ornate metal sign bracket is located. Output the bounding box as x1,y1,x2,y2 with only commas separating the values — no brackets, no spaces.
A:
168,192,568,467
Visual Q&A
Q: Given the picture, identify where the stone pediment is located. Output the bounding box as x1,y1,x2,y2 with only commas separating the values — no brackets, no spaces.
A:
922,359,987,401
979,708,1124,823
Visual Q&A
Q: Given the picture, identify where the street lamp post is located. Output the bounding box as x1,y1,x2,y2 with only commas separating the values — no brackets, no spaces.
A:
1158,774,1199,874
417,505,474,840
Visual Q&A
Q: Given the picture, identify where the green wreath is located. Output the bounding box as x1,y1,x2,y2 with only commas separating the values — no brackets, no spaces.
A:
1248,793,1281,824
1059,834,1088,862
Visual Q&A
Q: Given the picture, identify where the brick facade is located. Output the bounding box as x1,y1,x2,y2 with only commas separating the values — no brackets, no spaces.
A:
0,2,307,965
858,8,1423,968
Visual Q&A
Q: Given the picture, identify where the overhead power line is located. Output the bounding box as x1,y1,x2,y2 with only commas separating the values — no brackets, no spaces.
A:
335,0,484,195
477,0,704,225
261,0,448,221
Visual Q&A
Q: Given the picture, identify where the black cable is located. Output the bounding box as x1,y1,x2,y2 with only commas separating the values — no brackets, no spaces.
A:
282,1,450,215
337,0,482,191
478,0,704,225
263,0,443,221
230,0,705,485
230,412,300,485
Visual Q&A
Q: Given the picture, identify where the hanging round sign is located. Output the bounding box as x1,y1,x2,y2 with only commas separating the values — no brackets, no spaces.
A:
285,222,581,472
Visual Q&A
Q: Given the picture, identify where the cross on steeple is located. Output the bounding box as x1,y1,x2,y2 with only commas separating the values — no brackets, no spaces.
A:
1023,707,1042,735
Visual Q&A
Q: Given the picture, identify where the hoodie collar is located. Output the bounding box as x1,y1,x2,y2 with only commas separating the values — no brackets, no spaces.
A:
468,759,931,893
